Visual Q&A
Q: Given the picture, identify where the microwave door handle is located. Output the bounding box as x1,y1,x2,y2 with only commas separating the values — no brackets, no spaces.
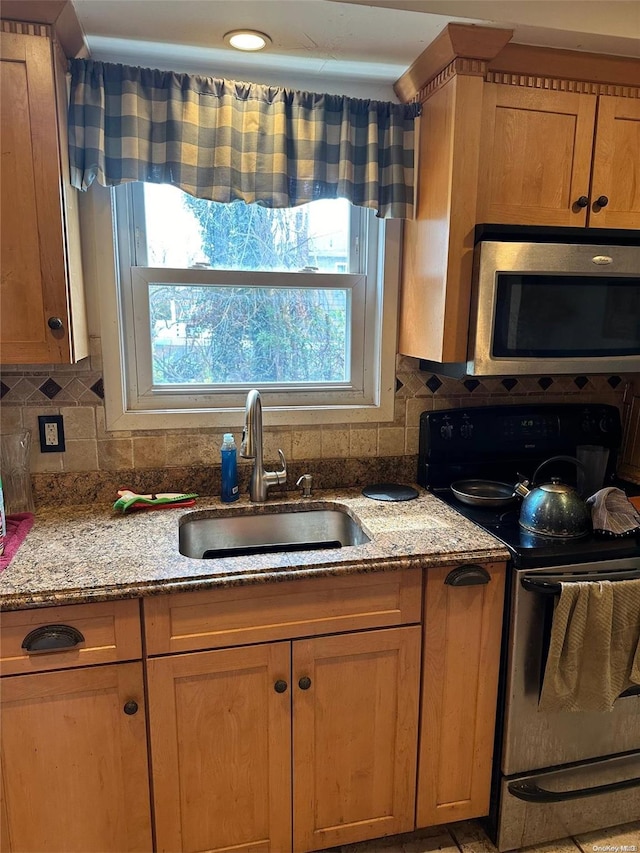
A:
508,775,640,804
521,571,640,595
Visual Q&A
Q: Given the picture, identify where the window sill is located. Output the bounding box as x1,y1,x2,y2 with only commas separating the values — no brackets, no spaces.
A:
104,397,396,432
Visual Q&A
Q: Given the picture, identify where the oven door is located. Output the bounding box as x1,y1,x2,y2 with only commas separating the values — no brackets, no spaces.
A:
496,560,640,851
502,559,640,777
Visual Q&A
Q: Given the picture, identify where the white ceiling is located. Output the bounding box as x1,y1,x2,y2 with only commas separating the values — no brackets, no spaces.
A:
71,0,640,100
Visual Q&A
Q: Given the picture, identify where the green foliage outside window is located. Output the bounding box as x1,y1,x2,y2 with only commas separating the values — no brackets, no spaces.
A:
147,196,350,385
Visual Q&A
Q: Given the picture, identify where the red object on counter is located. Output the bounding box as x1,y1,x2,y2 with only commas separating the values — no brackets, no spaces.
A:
0,513,34,571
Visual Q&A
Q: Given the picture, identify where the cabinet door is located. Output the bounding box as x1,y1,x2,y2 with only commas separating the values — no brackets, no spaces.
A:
293,626,421,853
0,28,86,364
589,96,640,229
416,561,506,827
0,662,151,852
147,642,291,853
478,85,596,226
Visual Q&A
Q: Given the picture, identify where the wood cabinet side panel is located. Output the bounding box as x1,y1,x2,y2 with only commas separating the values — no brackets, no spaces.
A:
143,569,422,655
618,394,640,484
293,626,421,851
0,662,152,852
399,74,483,362
417,561,506,826
0,599,142,675
53,37,89,361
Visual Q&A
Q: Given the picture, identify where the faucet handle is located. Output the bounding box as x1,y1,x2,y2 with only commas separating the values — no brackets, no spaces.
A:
275,449,287,484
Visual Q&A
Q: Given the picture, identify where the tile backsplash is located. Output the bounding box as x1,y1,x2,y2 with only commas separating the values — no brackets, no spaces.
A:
1,345,636,505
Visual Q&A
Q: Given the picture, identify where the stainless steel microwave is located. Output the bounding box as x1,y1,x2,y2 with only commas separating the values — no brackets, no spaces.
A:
465,235,640,376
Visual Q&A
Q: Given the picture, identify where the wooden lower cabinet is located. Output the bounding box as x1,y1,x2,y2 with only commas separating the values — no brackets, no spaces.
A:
416,561,506,827
147,642,292,853
293,626,421,852
0,662,152,853
147,626,421,853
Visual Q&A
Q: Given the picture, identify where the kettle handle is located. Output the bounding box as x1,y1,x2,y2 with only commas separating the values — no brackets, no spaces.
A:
532,455,584,486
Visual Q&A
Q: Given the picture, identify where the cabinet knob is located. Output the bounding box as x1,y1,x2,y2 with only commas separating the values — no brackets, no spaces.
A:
123,701,139,715
574,196,589,209
298,676,312,690
595,195,609,208
47,317,64,330
274,679,288,694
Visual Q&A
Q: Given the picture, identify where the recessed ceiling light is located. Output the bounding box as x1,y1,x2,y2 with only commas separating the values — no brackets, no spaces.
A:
223,30,272,52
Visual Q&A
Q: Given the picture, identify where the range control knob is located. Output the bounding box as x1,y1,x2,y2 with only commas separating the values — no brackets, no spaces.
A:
440,422,453,440
460,423,474,439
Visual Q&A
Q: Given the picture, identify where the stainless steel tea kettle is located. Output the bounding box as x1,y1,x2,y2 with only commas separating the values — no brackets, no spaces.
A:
514,455,590,538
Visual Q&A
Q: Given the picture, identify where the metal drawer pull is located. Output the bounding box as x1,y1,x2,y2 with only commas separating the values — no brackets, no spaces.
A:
298,677,312,690
22,624,85,653
274,680,288,694
123,701,139,715
508,774,640,803
521,571,640,595
445,565,491,586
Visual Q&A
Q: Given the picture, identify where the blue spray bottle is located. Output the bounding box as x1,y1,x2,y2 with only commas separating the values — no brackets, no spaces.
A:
221,433,239,502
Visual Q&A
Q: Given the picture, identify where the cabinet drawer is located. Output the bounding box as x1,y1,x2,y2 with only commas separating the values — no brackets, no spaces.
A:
144,569,422,655
0,599,142,675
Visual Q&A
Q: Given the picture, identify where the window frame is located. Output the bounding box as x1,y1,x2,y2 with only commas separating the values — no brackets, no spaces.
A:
91,183,400,430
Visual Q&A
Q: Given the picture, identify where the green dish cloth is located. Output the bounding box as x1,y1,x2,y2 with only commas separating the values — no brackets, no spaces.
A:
113,490,198,513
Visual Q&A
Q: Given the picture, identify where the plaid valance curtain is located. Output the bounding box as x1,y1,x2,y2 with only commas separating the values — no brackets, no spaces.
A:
68,60,420,219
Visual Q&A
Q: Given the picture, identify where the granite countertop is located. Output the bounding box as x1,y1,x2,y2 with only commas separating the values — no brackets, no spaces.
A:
0,487,510,611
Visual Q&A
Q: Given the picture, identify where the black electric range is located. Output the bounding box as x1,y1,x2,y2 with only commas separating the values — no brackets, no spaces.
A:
418,403,640,569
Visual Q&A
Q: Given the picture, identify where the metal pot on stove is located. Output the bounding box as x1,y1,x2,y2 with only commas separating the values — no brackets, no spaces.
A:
514,455,590,538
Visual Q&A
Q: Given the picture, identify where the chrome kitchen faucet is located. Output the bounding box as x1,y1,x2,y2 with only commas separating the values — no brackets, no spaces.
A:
240,389,287,502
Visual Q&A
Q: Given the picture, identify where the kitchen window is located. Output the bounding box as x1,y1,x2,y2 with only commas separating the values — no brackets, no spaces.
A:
100,183,400,430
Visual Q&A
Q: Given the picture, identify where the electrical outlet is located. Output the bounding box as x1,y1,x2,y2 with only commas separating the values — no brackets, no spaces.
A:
38,415,65,453
45,422,59,446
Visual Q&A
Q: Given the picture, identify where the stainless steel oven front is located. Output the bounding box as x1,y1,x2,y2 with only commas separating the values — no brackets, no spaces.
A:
496,558,640,851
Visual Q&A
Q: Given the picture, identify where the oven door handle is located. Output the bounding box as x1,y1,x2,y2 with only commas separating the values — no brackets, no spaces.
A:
521,571,640,595
508,774,640,803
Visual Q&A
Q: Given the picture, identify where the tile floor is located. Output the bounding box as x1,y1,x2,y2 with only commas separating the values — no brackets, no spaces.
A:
322,819,640,853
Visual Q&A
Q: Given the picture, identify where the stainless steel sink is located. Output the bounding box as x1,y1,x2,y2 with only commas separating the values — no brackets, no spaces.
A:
179,507,370,559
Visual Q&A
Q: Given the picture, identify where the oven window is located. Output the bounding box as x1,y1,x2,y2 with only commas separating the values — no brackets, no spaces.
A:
493,275,640,357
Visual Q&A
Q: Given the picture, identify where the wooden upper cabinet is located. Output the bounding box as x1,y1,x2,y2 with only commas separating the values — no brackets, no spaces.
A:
589,96,640,229
0,24,87,365
478,86,597,226
478,86,640,230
